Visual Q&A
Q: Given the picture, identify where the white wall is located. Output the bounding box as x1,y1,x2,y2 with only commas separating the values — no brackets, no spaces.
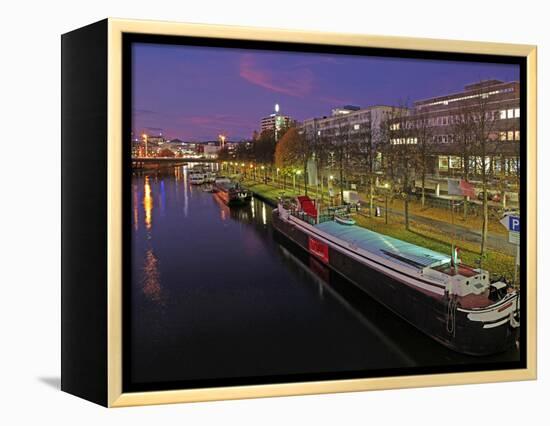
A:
0,0,546,424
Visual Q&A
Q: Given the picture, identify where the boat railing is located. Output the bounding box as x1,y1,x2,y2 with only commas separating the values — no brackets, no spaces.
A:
288,209,346,226
289,209,317,226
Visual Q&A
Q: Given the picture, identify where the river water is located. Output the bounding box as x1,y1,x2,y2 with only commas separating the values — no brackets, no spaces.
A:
129,164,519,390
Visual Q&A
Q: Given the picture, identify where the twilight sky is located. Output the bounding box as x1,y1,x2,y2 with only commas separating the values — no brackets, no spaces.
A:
132,43,519,141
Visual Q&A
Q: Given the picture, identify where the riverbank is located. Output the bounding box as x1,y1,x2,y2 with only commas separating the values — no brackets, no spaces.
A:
240,176,516,282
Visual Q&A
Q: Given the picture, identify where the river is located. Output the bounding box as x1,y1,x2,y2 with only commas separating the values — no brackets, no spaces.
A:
129,164,519,390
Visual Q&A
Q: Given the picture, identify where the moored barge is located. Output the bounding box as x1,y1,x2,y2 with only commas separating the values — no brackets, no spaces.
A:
272,196,520,355
213,177,251,207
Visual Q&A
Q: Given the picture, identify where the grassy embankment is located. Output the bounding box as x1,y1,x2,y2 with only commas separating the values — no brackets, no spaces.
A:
238,176,516,282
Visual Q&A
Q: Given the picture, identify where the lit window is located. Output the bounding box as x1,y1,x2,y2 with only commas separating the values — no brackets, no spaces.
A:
500,132,507,141
500,110,506,119
507,109,514,119
514,108,520,118
354,124,360,130
515,130,520,141
508,131,514,140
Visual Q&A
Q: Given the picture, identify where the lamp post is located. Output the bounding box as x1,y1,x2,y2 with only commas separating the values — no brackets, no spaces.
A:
384,183,389,224
142,133,148,158
296,169,302,194
329,175,334,206
218,134,226,149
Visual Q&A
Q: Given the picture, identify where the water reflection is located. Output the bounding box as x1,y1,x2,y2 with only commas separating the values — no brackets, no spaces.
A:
278,244,416,366
182,166,189,217
143,176,153,230
261,203,267,226
159,180,166,217
133,183,139,231
142,248,162,302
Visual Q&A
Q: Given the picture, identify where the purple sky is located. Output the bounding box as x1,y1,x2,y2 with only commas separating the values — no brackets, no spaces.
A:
132,43,519,141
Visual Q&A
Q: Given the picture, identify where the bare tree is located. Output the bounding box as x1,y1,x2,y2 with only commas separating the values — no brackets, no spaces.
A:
351,121,376,216
413,110,433,209
307,119,331,204
467,83,504,263
330,120,354,203
451,105,476,219
385,105,415,230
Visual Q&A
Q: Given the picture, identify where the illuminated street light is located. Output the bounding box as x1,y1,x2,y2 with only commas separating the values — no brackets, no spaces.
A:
218,134,226,148
142,133,148,157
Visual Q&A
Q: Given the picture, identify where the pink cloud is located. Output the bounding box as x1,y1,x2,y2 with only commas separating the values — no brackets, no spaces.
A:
239,54,314,98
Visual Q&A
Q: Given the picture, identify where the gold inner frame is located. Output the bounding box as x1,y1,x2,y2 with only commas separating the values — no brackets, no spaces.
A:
106,18,537,407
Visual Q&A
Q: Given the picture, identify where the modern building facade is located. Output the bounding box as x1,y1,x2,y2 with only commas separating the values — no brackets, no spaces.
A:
387,80,521,178
301,104,405,145
260,103,294,139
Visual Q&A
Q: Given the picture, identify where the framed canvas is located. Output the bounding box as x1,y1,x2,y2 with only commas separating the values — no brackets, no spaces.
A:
61,18,537,407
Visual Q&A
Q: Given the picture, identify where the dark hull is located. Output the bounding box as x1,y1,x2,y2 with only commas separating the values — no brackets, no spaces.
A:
272,210,518,356
214,187,249,207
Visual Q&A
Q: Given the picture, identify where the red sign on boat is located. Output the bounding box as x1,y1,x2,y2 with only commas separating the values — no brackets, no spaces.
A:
308,237,329,264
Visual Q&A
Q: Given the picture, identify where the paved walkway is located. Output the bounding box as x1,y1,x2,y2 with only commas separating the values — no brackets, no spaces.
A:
365,205,514,256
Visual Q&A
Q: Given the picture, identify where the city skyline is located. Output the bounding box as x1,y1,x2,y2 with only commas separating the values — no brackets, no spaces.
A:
132,43,519,141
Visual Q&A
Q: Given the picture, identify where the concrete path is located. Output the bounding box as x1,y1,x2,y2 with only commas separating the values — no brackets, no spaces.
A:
365,205,515,256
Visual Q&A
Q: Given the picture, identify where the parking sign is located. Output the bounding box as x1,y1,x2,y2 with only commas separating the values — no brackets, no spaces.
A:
500,215,520,232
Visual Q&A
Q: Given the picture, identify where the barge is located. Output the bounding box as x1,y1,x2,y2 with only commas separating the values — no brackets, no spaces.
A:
272,195,520,355
213,177,251,207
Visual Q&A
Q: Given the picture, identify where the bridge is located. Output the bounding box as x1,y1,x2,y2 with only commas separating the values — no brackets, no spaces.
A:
132,157,217,168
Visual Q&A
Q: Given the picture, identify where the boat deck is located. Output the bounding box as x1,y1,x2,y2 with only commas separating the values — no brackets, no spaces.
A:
314,221,451,271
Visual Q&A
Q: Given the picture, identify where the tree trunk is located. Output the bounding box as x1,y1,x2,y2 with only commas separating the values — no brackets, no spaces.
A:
369,179,374,217
463,156,469,220
320,174,324,204
304,163,308,196
421,171,426,208
480,164,488,265
339,157,344,204
404,174,410,231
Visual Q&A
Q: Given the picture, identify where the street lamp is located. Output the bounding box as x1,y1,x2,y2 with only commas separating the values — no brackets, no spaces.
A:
384,183,389,224
142,133,148,158
218,134,226,149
